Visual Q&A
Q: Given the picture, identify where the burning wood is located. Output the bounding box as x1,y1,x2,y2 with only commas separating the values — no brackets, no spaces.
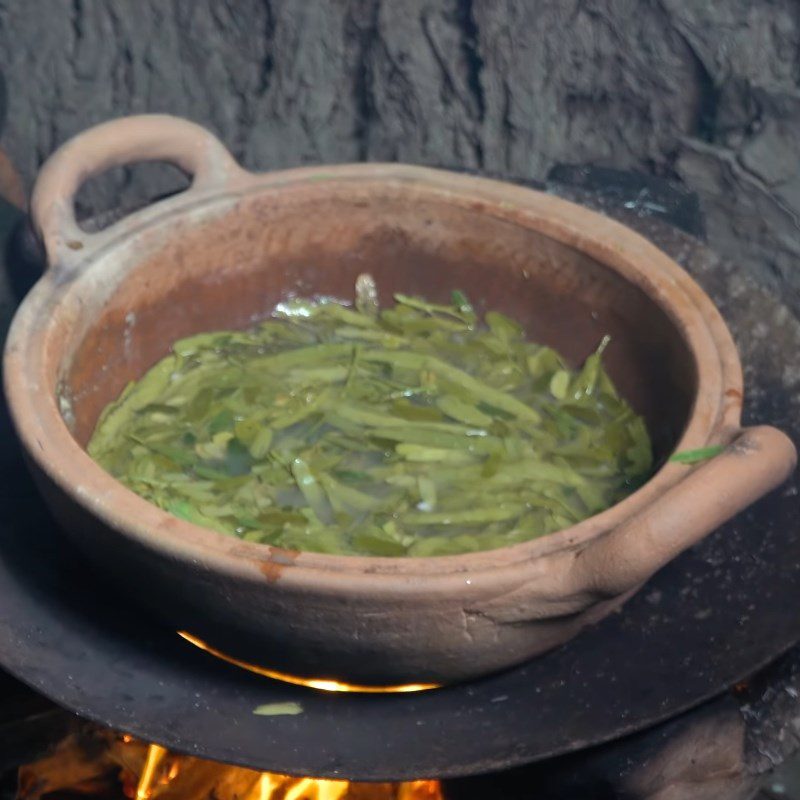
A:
16,726,442,800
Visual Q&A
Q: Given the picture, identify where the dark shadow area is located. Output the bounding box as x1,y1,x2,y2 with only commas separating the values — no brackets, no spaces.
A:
547,164,705,239
4,213,43,303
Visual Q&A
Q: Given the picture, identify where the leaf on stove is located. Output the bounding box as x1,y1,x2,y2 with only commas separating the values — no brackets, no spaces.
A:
252,702,304,716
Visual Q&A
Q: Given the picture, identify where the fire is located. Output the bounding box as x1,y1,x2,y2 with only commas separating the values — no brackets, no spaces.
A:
143,635,442,798
116,634,442,798
177,631,439,693
16,635,444,800
130,741,443,800
136,744,167,800
17,732,443,800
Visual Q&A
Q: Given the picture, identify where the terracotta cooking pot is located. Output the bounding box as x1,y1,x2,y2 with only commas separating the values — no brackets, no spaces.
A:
5,115,796,684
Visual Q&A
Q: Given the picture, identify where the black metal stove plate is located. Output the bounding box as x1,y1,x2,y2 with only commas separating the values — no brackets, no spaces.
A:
0,186,797,781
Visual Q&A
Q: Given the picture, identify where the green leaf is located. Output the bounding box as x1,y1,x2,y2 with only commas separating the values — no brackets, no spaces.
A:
485,311,523,341
451,289,474,316
223,438,254,476
669,445,725,464
208,409,235,435
249,428,274,459
549,370,570,400
403,504,526,526
351,525,408,556
394,293,471,321
436,395,493,427
290,458,333,524
320,474,385,513
417,476,437,511
395,444,478,464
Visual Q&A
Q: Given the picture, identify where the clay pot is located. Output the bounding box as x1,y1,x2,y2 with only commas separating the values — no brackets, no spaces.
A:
4,115,796,684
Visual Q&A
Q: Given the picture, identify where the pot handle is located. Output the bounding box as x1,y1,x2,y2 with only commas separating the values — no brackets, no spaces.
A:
568,425,797,598
30,114,243,269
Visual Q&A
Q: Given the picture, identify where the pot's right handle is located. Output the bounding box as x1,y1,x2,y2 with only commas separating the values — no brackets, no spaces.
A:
569,426,797,598
30,114,244,269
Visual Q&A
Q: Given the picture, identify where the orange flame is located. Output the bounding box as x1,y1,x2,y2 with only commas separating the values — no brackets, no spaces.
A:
135,745,167,800
133,742,442,800
127,635,443,799
177,631,439,693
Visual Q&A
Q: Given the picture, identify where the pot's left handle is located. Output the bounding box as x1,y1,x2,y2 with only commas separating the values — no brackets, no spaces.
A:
30,114,244,269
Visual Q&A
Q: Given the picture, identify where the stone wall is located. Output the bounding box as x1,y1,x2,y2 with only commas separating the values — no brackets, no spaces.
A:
0,0,798,311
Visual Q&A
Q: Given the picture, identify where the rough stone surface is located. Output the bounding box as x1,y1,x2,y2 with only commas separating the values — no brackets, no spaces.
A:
0,0,799,312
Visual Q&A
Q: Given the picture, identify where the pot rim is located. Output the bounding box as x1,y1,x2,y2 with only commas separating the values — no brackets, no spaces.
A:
4,162,744,588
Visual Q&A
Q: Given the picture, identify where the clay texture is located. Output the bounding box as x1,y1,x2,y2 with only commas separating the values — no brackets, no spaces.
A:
4,115,796,683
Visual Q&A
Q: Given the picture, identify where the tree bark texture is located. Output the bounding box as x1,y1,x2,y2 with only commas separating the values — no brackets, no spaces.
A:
0,0,798,312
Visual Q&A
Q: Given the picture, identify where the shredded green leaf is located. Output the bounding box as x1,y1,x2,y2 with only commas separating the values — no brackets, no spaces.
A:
88,276,653,557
